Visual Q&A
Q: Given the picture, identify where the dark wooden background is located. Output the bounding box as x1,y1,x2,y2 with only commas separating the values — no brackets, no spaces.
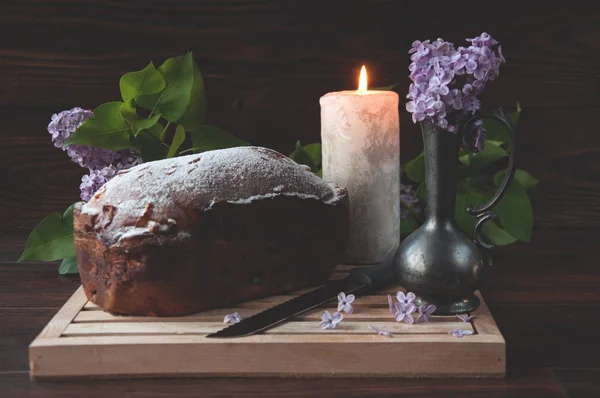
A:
1,1,600,396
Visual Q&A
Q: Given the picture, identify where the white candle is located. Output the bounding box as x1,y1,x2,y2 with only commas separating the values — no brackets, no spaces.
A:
320,66,400,264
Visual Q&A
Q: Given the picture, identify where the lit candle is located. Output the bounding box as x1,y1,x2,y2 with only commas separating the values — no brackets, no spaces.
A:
320,65,400,264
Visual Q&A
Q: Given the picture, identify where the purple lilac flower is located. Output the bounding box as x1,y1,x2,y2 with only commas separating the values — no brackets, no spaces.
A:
393,302,416,324
320,311,343,330
337,292,355,314
400,183,420,219
416,304,437,323
387,295,395,315
396,291,416,307
449,328,474,338
48,107,143,200
457,314,475,323
368,325,393,337
48,107,94,148
223,312,242,324
406,33,505,133
79,166,117,201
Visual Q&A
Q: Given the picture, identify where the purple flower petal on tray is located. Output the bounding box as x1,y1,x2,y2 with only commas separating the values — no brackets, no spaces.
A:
416,304,437,323
223,312,242,324
449,328,474,338
387,295,395,315
337,292,355,314
393,302,416,324
320,310,343,330
368,325,393,337
396,291,416,306
457,314,475,323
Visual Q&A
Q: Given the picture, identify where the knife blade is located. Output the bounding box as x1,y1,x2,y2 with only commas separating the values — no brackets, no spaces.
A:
206,253,395,338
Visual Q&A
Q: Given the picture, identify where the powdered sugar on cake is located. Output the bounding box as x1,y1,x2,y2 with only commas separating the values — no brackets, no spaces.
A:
81,147,344,245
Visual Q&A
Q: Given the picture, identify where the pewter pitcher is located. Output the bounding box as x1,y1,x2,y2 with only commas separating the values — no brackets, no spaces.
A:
393,109,516,314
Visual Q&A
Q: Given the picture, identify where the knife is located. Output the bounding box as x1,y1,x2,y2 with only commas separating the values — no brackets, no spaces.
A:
206,254,396,338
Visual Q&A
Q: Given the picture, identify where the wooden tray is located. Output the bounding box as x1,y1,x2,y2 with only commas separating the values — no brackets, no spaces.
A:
29,266,505,379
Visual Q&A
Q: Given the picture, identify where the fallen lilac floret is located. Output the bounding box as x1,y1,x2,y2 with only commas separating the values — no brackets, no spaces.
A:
320,310,343,330
337,292,355,314
368,325,393,337
393,302,416,324
449,328,474,338
223,312,242,324
457,314,475,323
387,295,395,315
396,291,416,307
416,304,437,323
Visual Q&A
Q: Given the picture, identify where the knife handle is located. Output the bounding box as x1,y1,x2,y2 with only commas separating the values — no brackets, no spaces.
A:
348,253,396,290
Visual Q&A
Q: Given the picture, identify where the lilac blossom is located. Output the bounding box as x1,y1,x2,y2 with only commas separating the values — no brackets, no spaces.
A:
406,33,505,133
393,302,416,324
47,107,142,200
337,292,355,314
416,304,437,323
396,291,416,307
320,311,343,330
400,182,421,219
449,328,474,338
457,314,475,323
79,166,117,201
368,325,393,337
48,107,94,149
223,312,242,324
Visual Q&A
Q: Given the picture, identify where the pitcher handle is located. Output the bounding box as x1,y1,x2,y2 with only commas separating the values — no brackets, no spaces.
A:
464,108,517,249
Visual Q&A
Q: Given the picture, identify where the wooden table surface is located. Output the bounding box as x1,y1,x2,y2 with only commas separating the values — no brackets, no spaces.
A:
2,230,599,398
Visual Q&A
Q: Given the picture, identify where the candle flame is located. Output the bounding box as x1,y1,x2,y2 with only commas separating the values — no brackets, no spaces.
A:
358,65,368,94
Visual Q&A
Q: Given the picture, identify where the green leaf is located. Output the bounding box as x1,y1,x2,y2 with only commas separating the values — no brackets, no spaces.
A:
494,168,539,190
137,53,194,122
455,190,490,236
119,99,161,136
59,256,79,275
65,102,133,151
168,125,186,158
144,122,163,139
404,152,425,182
481,222,518,246
371,83,397,91
134,130,168,161
178,61,206,132
415,181,427,200
486,140,505,147
457,190,518,245
400,215,418,234
190,125,249,153
495,182,533,242
289,141,322,173
459,141,507,171
18,204,76,262
119,62,165,102
454,193,471,234
301,143,322,167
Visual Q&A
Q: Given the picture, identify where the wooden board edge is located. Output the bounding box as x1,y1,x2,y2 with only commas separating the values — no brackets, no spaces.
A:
473,291,505,338
29,339,505,379
29,286,88,379
29,332,506,346
30,286,87,341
